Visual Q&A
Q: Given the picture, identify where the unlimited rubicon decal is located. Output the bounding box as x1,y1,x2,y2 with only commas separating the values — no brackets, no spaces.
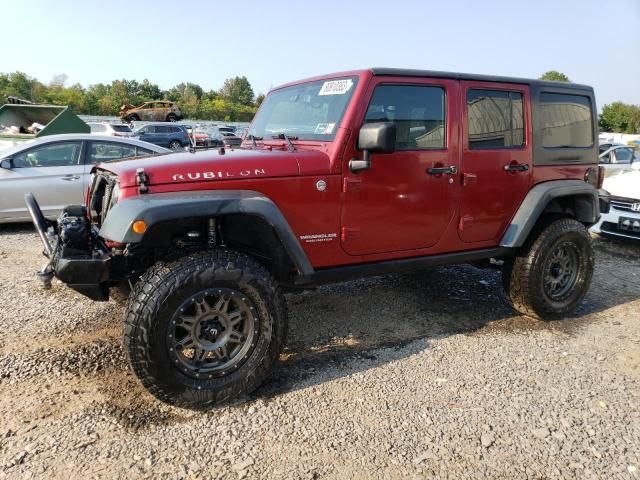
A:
173,168,267,181
299,233,338,243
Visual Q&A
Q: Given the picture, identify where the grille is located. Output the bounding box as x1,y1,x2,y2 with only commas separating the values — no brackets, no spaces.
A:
89,171,118,226
610,196,640,212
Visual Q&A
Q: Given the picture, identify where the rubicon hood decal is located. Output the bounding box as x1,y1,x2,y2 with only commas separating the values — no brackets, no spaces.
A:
98,148,335,187
173,168,267,181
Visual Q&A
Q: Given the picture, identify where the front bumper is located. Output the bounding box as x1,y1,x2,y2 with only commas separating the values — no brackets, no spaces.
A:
25,193,111,301
591,191,640,240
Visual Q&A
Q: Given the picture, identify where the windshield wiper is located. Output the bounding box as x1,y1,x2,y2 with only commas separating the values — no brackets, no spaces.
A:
271,133,298,151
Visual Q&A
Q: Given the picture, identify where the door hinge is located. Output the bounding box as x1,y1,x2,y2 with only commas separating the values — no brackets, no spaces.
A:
343,177,362,192
341,227,360,241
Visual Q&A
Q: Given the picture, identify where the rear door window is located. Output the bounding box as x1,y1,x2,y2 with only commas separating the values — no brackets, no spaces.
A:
539,93,593,148
111,125,132,133
467,89,524,149
89,142,136,163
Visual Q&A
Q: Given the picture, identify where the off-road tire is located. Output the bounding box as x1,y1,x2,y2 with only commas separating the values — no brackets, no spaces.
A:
502,217,594,320
166,114,177,122
169,140,182,150
127,114,139,122
123,249,287,409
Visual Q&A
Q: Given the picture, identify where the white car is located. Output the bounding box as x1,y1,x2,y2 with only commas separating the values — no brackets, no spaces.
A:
599,144,639,177
591,169,640,240
0,134,169,223
87,122,137,139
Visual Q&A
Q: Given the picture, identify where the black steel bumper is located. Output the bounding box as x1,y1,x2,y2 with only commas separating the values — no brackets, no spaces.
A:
25,193,111,301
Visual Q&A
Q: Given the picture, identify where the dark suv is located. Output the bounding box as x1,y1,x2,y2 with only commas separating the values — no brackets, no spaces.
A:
135,124,190,150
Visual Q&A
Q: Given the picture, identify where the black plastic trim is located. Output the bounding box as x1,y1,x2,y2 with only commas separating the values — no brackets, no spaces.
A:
98,190,314,276
500,180,599,248
293,247,512,287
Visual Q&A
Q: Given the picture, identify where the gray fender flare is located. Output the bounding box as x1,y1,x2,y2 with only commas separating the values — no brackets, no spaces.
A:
99,190,314,275
500,180,599,248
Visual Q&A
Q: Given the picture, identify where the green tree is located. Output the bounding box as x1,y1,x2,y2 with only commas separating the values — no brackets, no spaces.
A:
539,70,571,82
599,102,640,133
220,76,254,105
255,93,265,108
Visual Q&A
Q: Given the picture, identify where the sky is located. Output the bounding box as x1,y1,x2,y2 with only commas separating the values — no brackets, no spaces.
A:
2,0,639,108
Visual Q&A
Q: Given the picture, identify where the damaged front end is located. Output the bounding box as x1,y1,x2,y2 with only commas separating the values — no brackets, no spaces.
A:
25,193,111,301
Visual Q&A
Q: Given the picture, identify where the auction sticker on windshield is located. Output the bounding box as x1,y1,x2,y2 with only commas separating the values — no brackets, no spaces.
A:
315,123,335,134
318,79,353,95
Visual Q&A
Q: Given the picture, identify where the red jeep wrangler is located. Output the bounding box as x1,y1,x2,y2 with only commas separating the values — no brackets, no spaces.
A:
26,68,608,408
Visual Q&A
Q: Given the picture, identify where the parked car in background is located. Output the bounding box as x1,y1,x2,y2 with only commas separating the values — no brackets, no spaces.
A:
0,134,168,223
592,169,640,240
87,122,137,138
120,101,183,123
182,125,210,148
135,124,190,150
218,131,242,147
599,144,638,177
207,127,242,147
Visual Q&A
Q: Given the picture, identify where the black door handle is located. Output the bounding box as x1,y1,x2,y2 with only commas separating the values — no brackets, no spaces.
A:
503,163,529,172
427,165,458,175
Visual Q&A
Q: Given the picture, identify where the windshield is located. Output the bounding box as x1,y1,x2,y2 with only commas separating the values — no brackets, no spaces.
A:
248,76,358,141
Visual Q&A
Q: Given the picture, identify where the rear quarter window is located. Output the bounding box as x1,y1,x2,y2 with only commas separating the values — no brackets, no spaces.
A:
540,93,593,148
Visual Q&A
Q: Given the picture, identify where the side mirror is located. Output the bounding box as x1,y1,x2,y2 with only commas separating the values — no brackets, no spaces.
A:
0,158,13,169
350,122,396,173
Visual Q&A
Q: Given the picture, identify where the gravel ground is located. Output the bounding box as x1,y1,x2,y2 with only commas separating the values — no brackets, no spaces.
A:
0,223,639,479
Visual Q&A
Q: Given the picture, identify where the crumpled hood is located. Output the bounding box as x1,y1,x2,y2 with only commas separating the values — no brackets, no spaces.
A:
100,148,330,188
603,170,640,200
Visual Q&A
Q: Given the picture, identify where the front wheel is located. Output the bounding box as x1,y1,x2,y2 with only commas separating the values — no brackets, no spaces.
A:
123,250,287,409
169,140,182,150
502,218,594,320
167,114,177,122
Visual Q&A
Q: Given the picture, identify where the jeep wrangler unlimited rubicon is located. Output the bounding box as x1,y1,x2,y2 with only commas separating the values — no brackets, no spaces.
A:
25,68,609,409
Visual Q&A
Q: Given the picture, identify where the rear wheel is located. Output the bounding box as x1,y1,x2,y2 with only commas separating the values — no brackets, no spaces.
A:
169,140,182,150
127,114,139,122
502,218,594,320
167,114,177,122
123,250,287,409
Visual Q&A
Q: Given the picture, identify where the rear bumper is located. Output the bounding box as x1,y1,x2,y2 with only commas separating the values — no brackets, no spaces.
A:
25,193,111,301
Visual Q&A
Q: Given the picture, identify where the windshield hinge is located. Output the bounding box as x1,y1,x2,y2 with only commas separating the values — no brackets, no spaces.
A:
136,167,149,194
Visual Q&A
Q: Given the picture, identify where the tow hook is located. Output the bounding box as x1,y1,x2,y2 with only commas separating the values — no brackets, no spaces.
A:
36,263,54,289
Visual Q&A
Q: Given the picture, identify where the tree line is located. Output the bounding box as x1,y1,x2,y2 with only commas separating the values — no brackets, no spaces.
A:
1,70,638,132
0,72,264,122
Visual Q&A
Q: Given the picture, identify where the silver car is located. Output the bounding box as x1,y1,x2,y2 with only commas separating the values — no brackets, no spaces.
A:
0,134,169,223
87,122,138,139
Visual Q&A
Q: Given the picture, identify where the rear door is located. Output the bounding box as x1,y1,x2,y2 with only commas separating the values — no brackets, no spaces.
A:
340,78,459,255
458,82,532,243
0,141,84,221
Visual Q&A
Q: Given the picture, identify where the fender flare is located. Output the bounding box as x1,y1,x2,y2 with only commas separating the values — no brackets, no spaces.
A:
500,180,599,248
99,190,314,275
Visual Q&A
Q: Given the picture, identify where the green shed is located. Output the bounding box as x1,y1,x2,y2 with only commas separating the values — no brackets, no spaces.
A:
0,104,89,141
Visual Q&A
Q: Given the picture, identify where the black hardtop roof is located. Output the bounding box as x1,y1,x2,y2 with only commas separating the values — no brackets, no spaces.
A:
370,68,593,91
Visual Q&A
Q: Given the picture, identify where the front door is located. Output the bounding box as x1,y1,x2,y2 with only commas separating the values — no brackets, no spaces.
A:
0,141,84,221
341,78,459,256
458,81,532,243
